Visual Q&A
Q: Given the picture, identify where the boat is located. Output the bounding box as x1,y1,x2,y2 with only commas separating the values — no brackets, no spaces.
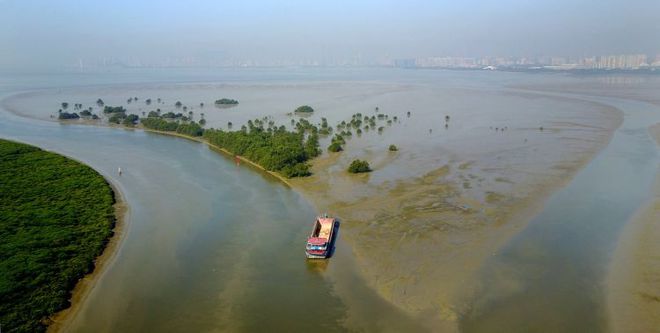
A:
305,215,337,259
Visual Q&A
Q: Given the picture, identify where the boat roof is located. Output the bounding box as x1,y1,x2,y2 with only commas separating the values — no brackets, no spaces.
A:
307,237,327,245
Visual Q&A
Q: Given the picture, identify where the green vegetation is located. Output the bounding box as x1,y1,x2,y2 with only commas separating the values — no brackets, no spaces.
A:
55,97,409,179
122,114,139,126
215,98,239,105
108,112,126,124
176,122,204,137
328,141,343,152
203,121,317,177
103,106,126,114
294,105,314,114
161,111,189,121
0,139,116,332
348,159,371,173
58,112,79,120
140,117,179,132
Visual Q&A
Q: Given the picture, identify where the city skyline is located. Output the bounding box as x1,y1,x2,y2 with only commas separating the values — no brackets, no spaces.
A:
57,52,660,71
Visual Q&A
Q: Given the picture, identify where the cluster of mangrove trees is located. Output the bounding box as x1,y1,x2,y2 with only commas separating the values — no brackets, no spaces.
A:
203,121,319,178
0,139,116,332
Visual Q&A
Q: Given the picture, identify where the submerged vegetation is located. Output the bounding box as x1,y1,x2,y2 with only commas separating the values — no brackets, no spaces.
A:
0,139,116,332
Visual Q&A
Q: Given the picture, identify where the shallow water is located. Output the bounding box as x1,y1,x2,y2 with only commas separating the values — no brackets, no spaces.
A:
460,95,660,332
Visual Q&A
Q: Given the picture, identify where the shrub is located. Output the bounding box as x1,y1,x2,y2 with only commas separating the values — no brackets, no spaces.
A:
389,144,398,151
214,98,239,105
203,123,318,177
108,112,126,124
58,112,79,120
328,142,343,152
281,162,312,178
140,117,179,131
348,159,371,173
176,122,204,137
103,106,126,114
122,114,139,126
294,105,314,113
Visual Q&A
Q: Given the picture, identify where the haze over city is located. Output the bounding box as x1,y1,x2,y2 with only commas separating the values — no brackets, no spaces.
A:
1,0,659,69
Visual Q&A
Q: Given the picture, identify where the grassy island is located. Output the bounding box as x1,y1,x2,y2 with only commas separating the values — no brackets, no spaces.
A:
0,139,117,332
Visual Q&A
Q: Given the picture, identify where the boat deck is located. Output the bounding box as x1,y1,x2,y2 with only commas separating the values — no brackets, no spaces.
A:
319,223,332,238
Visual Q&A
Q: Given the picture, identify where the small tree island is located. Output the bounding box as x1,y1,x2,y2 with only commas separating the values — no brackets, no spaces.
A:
348,159,371,173
214,98,239,105
294,105,314,114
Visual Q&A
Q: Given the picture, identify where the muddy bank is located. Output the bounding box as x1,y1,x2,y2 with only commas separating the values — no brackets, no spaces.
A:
607,123,660,333
47,178,128,333
290,94,623,330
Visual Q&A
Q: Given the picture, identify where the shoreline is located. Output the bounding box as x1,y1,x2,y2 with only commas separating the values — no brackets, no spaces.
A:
606,123,660,333
46,175,129,333
136,127,295,187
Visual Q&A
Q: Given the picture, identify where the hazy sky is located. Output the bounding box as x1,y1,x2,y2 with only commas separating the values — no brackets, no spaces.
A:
1,0,659,68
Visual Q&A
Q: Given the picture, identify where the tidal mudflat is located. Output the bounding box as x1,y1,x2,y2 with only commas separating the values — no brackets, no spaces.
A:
606,124,660,333
2,68,657,331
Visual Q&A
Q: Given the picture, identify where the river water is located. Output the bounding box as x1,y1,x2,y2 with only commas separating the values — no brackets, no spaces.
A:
1,68,659,332
0,70,424,332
